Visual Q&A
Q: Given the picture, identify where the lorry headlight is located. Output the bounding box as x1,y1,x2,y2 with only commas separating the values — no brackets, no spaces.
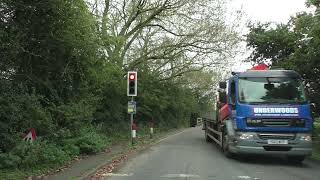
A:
237,132,254,140
300,135,312,142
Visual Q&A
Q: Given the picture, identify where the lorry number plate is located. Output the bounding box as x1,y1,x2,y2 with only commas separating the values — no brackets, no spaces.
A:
267,139,288,145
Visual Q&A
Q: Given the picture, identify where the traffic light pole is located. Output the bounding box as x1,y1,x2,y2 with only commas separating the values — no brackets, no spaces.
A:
130,96,134,146
127,71,137,146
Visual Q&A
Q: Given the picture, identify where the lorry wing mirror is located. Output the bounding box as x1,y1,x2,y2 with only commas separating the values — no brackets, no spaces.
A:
219,81,227,89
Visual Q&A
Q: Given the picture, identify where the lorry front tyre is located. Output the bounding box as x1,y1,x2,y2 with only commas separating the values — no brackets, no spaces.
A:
288,156,305,164
222,133,235,158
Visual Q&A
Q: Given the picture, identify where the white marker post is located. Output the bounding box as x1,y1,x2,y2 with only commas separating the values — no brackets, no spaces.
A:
150,122,154,139
132,129,136,139
131,122,137,145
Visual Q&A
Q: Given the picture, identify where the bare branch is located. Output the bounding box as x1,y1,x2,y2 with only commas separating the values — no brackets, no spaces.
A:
125,0,171,37
121,28,143,60
146,24,193,37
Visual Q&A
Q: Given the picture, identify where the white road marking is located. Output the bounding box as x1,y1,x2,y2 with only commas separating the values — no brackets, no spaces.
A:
103,173,133,177
236,176,251,179
161,174,200,178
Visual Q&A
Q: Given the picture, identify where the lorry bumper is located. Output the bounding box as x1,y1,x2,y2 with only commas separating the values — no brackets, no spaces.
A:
228,133,313,156
229,145,312,156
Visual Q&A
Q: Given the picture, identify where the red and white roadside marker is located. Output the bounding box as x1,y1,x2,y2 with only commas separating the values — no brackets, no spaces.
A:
131,123,137,144
23,128,37,142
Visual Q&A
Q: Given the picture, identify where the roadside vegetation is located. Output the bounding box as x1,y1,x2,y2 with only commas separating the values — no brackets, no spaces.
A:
313,120,320,160
0,0,241,179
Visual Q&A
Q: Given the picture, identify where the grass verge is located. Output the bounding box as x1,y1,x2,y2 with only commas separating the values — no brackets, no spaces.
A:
312,121,320,160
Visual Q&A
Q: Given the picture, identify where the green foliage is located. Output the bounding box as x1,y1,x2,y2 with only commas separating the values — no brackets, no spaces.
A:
0,169,26,180
54,94,99,131
247,23,296,64
92,64,127,126
306,0,320,7
312,121,320,160
135,71,205,129
0,81,54,152
0,140,69,170
62,127,108,154
0,0,99,102
0,128,108,172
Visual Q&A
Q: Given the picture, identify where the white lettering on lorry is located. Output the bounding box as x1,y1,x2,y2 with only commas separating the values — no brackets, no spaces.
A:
253,107,299,116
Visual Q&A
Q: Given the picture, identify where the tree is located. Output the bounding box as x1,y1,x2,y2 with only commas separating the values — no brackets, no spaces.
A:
89,0,241,80
0,0,99,102
0,0,102,151
246,23,296,64
306,0,320,10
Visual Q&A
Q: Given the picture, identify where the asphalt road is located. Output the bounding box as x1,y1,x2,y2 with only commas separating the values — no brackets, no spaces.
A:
105,127,320,180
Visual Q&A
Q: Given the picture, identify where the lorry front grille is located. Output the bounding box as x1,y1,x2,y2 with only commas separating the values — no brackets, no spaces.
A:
246,119,305,127
258,133,295,140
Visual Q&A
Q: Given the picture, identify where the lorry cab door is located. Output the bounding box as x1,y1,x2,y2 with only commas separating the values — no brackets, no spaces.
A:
228,79,238,121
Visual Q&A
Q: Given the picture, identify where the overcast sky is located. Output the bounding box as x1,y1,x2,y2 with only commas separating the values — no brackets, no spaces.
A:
230,0,309,23
229,0,311,71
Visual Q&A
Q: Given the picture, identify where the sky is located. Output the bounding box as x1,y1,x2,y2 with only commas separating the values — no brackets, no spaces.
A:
230,0,309,23
229,0,311,72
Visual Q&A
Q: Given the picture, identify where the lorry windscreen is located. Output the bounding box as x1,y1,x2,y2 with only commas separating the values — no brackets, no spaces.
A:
238,77,307,104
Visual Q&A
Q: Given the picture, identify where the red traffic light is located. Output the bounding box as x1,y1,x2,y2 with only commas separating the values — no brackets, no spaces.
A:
129,73,135,80
127,71,137,96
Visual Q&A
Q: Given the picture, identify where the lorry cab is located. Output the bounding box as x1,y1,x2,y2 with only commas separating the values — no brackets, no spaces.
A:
227,70,312,131
214,69,313,161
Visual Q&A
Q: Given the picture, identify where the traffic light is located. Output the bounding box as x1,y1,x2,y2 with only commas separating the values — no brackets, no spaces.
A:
127,71,137,96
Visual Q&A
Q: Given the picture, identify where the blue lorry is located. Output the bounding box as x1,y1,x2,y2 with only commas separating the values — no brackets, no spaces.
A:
202,69,314,162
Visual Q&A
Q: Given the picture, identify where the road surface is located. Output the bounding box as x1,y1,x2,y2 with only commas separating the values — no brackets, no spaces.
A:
104,127,320,180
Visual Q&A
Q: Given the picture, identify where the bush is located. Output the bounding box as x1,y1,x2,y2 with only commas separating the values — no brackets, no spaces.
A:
0,153,21,169
0,126,109,171
62,127,108,154
0,140,69,170
313,120,320,137
62,143,80,157
0,81,55,153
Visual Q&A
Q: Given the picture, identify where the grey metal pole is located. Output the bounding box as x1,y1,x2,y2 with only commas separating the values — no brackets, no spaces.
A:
130,96,134,146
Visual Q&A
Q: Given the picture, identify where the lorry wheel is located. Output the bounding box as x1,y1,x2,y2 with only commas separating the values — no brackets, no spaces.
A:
288,156,305,163
222,133,234,158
